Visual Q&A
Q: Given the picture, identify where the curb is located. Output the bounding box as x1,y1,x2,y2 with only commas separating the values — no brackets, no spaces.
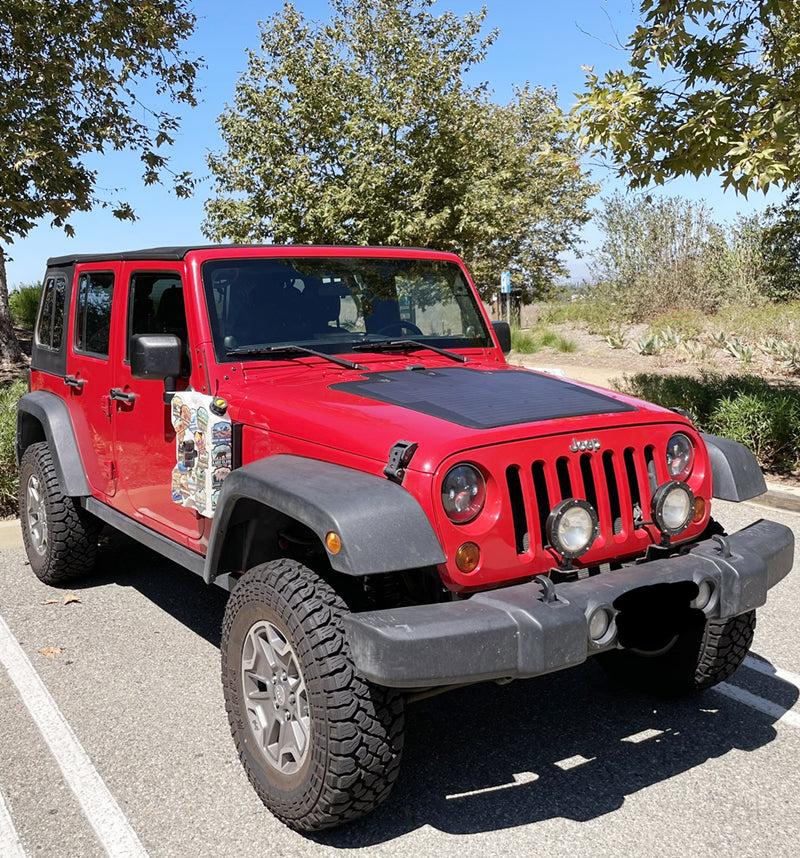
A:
750,482,800,515
0,519,22,551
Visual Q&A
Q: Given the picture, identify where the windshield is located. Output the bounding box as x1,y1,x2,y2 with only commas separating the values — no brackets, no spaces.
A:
201,256,491,361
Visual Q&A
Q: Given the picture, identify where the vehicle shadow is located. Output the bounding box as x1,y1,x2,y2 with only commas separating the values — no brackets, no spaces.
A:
319,662,797,846
71,531,798,846
68,530,229,647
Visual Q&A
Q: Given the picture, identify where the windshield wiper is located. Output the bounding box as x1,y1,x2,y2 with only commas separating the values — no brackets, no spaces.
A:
352,339,468,363
226,345,366,371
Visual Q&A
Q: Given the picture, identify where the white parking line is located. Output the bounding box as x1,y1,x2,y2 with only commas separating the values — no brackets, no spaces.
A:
0,615,149,858
714,682,800,729
0,789,26,858
744,654,800,690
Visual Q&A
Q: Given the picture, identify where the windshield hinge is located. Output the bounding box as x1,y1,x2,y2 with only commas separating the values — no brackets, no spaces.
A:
384,440,418,484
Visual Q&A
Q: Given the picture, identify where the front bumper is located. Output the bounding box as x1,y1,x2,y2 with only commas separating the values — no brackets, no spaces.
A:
342,519,794,688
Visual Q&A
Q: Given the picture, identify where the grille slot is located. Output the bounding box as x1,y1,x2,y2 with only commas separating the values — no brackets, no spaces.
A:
506,466,528,554
505,440,660,559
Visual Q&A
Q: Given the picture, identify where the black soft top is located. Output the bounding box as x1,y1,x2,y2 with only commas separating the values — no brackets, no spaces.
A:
46,244,432,267
46,245,247,267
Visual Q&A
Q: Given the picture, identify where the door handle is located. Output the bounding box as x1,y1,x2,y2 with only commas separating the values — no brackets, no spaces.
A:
109,388,136,404
64,374,85,389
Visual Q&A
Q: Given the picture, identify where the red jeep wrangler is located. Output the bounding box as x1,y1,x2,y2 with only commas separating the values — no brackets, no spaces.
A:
17,245,793,831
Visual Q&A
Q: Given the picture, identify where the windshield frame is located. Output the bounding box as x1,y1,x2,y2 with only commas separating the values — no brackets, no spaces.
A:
200,254,492,363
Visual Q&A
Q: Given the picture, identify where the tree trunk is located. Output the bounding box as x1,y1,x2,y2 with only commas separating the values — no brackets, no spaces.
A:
0,245,24,365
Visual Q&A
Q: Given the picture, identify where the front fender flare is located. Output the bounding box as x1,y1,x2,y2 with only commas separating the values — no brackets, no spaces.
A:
701,432,767,502
204,455,446,583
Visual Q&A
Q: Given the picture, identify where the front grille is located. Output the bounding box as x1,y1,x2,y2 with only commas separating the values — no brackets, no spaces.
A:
505,441,659,562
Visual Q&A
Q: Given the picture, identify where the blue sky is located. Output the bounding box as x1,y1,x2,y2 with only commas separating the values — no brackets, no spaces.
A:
5,0,784,287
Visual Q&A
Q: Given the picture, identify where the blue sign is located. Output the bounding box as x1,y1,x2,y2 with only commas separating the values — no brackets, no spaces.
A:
500,270,511,294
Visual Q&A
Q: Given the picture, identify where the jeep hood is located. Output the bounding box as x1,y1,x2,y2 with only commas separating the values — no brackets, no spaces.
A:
234,364,680,473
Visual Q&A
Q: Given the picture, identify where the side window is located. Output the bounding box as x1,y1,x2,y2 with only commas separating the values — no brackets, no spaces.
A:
75,272,114,357
127,272,190,373
35,276,66,350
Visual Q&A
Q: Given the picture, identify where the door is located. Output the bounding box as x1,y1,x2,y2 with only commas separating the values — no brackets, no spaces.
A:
66,267,118,497
111,268,203,540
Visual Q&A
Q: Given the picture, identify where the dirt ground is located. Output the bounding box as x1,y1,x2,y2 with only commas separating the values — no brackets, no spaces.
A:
508,321,799,390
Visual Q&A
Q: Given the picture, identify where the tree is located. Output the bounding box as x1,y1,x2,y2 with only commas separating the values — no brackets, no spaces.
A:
204,0,595,301
573,1,800,196
760,191,800,301
589,193,752,319
0,0,201,363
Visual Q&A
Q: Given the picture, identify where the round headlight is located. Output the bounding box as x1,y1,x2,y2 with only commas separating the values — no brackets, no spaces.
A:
546,499,600,559
442,464,486,524
651,481,694,536
666,433,694,480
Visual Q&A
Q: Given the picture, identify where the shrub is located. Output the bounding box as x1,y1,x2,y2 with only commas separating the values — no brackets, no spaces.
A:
613,372,800,474
0,380,26,517
511,326,578,355
511,327,538,354
9,283,42,329
710,393,800,472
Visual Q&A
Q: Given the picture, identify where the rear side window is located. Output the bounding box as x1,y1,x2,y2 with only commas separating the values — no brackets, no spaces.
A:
75,272,115,357
36,276,66,350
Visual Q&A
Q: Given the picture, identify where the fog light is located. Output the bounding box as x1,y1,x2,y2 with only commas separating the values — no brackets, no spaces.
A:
693,579,715,611
651,481,694,537
546,499,599,559
587,606,615,645
455,542,480,573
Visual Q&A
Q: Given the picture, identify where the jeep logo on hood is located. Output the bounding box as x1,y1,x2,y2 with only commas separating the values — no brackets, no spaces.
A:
570,438,601,453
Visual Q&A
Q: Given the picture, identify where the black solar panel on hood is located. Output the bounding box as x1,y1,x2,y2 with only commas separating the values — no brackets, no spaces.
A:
331,367,637,429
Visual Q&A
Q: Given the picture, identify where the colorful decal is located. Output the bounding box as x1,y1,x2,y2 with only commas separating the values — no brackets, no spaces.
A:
170,391,232,517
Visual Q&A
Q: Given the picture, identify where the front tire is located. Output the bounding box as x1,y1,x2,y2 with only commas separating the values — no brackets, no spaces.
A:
599,610,756,696
221,559,405,831
18,442,100,585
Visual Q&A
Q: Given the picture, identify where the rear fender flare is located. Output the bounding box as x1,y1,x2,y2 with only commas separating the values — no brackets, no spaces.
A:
16,391,90,497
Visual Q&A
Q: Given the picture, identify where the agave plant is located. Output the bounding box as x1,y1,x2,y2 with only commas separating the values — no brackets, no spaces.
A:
634,331,661,355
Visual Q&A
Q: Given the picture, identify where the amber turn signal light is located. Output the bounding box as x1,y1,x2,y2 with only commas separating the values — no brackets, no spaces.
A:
455,542,480,573
326,531,342,554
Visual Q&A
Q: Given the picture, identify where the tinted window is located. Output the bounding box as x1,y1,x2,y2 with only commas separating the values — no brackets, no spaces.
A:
126,272,190,373
75,272,114,357
36,276,66,350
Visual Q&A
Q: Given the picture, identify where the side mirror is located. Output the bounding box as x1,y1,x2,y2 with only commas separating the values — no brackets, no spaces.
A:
492,321,511,355
130,334,183,380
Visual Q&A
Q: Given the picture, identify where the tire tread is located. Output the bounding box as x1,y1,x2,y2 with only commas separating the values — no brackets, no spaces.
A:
221,558,404,831
19,442,99,584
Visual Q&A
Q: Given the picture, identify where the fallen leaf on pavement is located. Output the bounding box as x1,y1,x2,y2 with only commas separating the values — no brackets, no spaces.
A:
63,594,81,605
42,599,59,605
38,646,64,658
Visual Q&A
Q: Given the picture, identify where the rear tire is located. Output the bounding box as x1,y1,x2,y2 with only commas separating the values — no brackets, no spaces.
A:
221,558,405,831
599,610,756,695
18,442,100,584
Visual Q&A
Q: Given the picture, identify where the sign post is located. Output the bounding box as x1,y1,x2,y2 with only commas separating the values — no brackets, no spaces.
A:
500,270,511,326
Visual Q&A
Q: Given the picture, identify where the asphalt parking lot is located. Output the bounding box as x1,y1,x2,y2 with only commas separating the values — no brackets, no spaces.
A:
2,491,800,857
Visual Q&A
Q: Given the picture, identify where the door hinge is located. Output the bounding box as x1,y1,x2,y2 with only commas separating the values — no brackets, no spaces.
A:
103,460,117,481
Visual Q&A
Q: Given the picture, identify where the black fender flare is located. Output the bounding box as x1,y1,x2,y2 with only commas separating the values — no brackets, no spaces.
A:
701,432,767,502
16,391,90,497
204,455,446,583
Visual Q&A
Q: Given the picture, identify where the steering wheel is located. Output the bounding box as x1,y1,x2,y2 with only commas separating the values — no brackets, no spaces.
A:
376,321,423,337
